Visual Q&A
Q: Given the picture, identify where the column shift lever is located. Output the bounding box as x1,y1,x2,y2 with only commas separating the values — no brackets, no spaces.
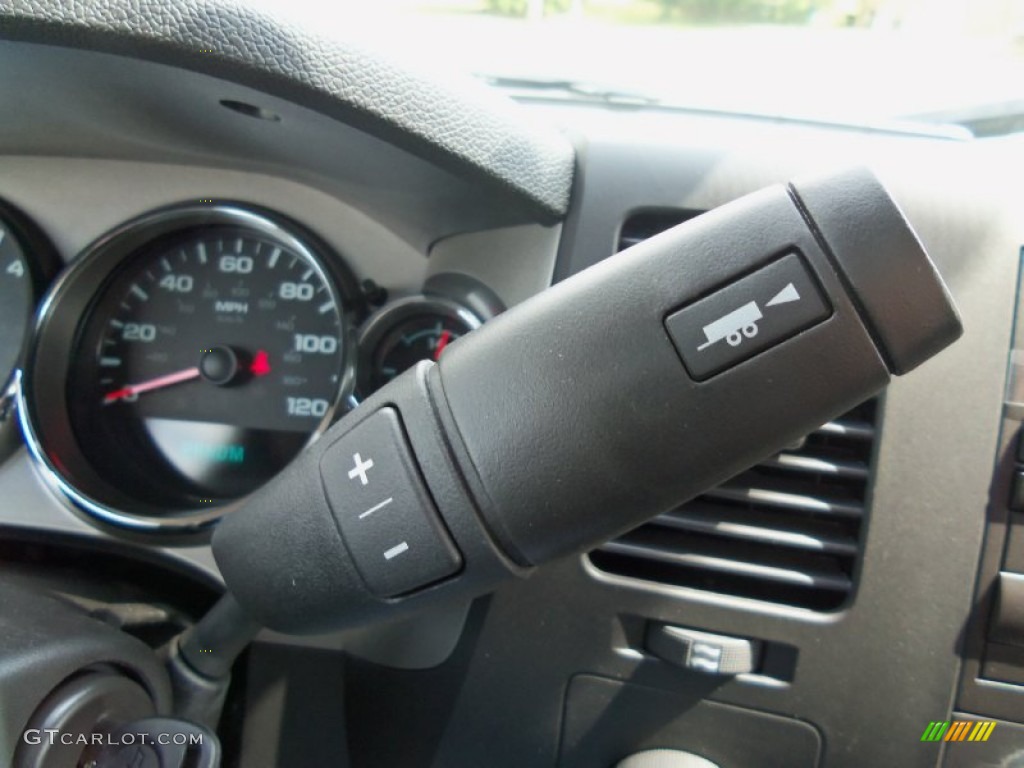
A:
199,167,960,639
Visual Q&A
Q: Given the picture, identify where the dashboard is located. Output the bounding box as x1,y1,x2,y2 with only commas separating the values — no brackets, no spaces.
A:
1,2,1024,768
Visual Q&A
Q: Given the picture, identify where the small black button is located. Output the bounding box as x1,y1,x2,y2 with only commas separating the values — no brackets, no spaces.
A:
320,407,461,597
665,252,831,381
645,623,760,676
1006,514,1024,573
990,572,1024,648
1010,470,1024,513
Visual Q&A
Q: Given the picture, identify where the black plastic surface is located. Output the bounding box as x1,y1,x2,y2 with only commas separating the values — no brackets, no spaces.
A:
1010,472,1024,513
942,714,1024,767
212,362,519,634
789,167,962,374
237,643,350,767
320,407,461,597
178,594,260,681
559,675,821,768
981,642,1024,686
665,251,831,381
438,178,901,566
79,717,219,768
990,572,1024,647
1006,515,1024,573
216,169,960,637
955,247,1024,725
363,117,984,768
0,582,171,766
145,720,219,767
16,671,156,768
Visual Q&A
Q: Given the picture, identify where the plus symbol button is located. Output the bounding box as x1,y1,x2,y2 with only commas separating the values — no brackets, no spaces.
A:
347,453,374,485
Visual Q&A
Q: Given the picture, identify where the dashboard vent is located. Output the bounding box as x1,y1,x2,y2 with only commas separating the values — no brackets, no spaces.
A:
590,208,879,611
617,209,704,251
589,399,878,610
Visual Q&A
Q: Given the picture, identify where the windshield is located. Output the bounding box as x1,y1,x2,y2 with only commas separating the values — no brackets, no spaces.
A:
261,0,1024,135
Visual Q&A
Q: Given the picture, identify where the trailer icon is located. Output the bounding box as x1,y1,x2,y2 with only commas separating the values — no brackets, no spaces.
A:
696,300,763,351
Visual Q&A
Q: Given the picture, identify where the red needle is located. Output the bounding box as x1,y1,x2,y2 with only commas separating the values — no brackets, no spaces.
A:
103,366,201,405
433,331,452,361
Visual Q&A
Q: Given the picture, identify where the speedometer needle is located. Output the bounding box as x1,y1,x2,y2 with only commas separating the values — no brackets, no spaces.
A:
102,366,201,405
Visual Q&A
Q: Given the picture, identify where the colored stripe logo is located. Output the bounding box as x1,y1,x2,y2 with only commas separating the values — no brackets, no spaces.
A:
921,721,997,742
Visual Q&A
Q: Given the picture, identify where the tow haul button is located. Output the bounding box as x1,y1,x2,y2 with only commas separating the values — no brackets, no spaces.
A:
665,252,831,381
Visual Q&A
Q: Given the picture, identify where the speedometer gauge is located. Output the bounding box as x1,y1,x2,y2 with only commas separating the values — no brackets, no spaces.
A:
20,204,360,531
72,227,347,503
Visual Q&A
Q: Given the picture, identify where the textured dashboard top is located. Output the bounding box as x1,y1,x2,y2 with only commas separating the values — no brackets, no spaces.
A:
0,0,575,218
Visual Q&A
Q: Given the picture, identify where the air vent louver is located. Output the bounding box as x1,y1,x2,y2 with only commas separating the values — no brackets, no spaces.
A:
590,210,879,611
590,400,877,610
617,209,704,251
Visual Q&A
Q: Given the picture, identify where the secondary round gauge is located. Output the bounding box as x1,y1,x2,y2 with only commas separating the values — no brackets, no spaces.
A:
0,200,55,421
0,224,33,394
20,204,360,532
357,296,483,396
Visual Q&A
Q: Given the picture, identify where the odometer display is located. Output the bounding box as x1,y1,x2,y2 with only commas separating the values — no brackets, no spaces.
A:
68,217,352,511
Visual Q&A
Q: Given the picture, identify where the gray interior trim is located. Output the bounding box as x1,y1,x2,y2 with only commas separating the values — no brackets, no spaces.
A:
0,448,222,580
427,223,562,309
0,156,426,286
0,41,546,252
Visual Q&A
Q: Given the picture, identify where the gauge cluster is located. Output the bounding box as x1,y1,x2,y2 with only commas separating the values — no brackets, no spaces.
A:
5,200,502,535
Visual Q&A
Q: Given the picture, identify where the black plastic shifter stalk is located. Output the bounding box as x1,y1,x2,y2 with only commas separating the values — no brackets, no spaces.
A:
212,168,962,635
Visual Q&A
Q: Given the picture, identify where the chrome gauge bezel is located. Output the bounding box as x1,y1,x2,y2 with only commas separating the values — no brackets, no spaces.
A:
19,203,360,534
0,199,59,445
